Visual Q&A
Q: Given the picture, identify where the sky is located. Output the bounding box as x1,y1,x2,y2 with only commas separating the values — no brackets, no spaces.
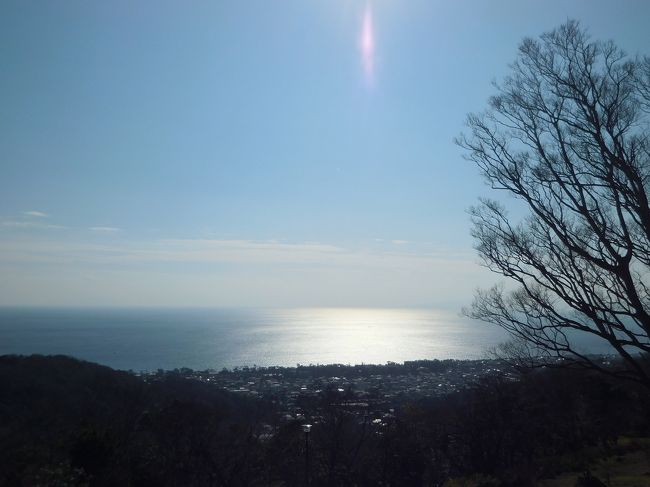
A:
1,0,649,308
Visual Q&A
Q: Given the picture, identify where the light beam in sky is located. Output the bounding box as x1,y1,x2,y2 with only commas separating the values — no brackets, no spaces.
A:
360,3,375,85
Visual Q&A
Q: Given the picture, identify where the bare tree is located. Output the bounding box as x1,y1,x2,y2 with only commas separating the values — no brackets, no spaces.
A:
457,21,650,388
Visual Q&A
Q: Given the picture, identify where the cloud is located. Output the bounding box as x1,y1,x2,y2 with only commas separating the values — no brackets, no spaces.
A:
0,212,63,231
23,211,48,218
1,219,64,230
90,226,120,233
0,237,491,307
391,240,409,245
0,237,476,271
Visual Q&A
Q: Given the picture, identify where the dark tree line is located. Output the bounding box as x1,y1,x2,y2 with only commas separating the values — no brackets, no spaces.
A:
2,355,649,486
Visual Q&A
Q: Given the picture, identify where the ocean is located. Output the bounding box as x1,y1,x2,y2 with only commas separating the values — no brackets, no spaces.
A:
0,307,611,371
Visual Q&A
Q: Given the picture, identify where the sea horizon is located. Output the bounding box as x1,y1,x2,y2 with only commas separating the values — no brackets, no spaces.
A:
0,306,510,371
0,306,615,372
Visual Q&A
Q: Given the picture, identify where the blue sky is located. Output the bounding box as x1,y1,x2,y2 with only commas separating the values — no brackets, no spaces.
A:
1,0,649,307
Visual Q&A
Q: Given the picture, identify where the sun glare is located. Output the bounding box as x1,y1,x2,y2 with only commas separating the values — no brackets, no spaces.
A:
360,2,375,85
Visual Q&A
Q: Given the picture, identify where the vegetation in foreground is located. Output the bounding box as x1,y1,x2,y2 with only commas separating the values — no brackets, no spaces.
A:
460,20,650,390
2,354,650,486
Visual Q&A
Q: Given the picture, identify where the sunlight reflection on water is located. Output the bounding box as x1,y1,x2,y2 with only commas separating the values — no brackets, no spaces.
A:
1,307,509,370
237,308,506,366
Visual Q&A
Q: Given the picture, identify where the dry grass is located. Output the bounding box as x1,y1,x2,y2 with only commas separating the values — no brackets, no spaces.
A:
538,438,650,487
444,438,650,487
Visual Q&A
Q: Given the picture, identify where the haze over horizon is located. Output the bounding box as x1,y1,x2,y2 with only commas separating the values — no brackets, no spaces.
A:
2,1,649,308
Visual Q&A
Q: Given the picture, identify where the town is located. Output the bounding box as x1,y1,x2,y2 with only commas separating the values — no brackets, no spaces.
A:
142,359,518,426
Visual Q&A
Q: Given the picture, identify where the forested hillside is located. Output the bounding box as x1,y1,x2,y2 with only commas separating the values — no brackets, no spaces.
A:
2,355,649,486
